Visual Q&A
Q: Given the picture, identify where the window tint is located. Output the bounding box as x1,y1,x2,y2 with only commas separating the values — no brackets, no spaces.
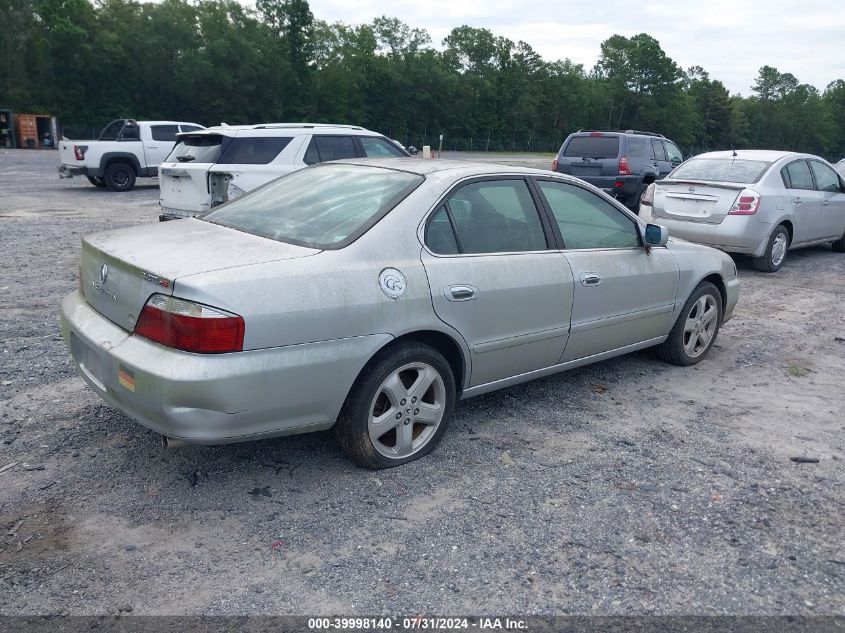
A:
562,136,619,158
784,161,814,190
217,136,292,165
672,158,771,184
664,141,683,162
150,125,178,142
425,207,459,255
359,137,405,158
304,135,358,164
627,137,646,157
809,161,841,193
165,134,227,163
651,139,666,161
203,165,423,248
538,180,640,250
445,179,547,254
180,125,203,133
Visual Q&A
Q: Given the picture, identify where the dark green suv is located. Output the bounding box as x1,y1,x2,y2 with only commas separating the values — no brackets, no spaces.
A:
552,130,684,208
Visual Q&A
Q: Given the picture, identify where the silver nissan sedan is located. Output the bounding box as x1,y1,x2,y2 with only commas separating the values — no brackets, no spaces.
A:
61,159,739,468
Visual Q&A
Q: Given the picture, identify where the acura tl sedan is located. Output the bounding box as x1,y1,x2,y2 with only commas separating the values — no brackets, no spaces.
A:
61,159,739,469
640,150,845,272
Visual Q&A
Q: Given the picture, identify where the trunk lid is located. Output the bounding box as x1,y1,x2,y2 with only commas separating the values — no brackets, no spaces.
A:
651,180,745,224
159,133,230,216
80,219,319,331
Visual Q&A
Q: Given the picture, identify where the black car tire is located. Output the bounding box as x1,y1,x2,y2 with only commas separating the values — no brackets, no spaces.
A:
657,281,723,366
86,176,106,187
832,232,845,253
103,162,136,192
336,342,455,469
752,225,790,272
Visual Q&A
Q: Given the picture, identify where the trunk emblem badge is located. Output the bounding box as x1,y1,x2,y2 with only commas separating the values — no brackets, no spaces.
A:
99,263,109,284
688,186,696,193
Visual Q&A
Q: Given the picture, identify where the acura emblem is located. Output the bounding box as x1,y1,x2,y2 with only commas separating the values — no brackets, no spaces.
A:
99,263,109,284
688,186,696,193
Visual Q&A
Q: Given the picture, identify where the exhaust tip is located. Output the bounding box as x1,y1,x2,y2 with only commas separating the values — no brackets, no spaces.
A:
161,435,189,449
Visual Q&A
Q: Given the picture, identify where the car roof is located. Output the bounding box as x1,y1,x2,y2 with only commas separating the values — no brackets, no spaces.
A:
333,157,566,179
189,123,382,138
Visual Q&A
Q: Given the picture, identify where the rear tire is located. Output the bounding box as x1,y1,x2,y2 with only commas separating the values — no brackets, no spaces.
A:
752,225,789,272
658,282,723,366
335,342,455,469
832,233,845,253
86,176,105,187
103,162,136,192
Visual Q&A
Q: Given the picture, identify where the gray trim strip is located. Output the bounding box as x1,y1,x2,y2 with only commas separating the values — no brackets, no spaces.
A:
461,335,667,399
569,305,674,334
473,326,570,354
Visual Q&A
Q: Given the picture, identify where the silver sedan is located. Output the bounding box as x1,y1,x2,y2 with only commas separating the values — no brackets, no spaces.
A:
640,150,845,272
61,159,739,468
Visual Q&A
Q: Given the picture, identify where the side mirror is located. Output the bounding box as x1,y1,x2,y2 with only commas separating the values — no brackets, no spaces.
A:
670,157,682,166
644,223,669,247
408,146,418,156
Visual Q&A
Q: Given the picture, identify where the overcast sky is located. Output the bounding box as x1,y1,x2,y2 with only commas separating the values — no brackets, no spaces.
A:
301,0,845,96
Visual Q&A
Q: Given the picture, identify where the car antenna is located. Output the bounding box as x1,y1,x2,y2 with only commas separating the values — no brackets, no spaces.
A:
731,146,737,157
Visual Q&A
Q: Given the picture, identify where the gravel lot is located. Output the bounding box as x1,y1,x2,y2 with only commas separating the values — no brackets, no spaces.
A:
0,149,843,617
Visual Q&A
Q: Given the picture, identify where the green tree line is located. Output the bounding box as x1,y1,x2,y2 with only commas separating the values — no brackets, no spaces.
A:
2,0,844,158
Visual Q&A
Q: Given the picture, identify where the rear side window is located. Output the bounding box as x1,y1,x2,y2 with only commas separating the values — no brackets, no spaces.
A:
165,134,227,163
444,179,547,254
538,180,639,250
562,136,620,159
151,125,179,142
304,135,358,164
783,161,814,190
180,125,203,133
217,137,292,165
359,137,406,158
425,207,460,255
671,158,771,184
651,140,666,161
809,161,840,193
627,137,646,157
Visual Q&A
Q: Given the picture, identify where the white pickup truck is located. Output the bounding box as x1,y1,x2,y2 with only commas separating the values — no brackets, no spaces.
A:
58,119,204,191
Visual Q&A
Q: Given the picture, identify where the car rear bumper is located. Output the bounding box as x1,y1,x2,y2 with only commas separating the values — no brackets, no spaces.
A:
61,290,391,444
642,208,771,257
562,174,641,199
58,163,89,178
159,206,201,221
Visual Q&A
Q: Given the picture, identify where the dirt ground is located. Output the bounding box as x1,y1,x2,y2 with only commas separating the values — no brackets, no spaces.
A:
0,149,843,617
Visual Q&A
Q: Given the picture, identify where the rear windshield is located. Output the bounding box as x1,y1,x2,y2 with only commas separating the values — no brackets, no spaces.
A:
166,134,228,163
562,136,620,159
201,164,424,249
670,158,771,184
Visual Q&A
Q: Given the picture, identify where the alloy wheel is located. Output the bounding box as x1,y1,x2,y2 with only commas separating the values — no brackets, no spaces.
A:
683,294,719,358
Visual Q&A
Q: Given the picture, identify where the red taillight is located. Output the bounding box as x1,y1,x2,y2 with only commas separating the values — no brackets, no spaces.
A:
73,145,86,161
135,294,244,353
728,189,762,215
590,132,603,137
618,156,632,176
552,157,558,171
640,183,655,206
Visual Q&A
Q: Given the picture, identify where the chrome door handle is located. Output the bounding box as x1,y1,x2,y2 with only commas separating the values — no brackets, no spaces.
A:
446,285,476,301
821,199,829,206
579,272,602,287
793,197,802,205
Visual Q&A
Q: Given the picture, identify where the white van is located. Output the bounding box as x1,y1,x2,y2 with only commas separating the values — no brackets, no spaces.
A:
158,124,410,220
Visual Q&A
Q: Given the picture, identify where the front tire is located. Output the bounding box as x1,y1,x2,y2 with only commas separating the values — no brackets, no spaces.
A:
752,225,789,272
335,342,456,469
658,282,723,366
832,233,845,253
103,162,136,192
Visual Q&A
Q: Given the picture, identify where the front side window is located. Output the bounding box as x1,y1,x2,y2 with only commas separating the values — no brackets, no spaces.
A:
303,135,358,164
217,137,292,165
443,179,547,254
809,161,841,193
359,137,405,158
150,125,178,142
664,141,683,163
783,160,814,190
537,180,640,250
202,164,423,249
